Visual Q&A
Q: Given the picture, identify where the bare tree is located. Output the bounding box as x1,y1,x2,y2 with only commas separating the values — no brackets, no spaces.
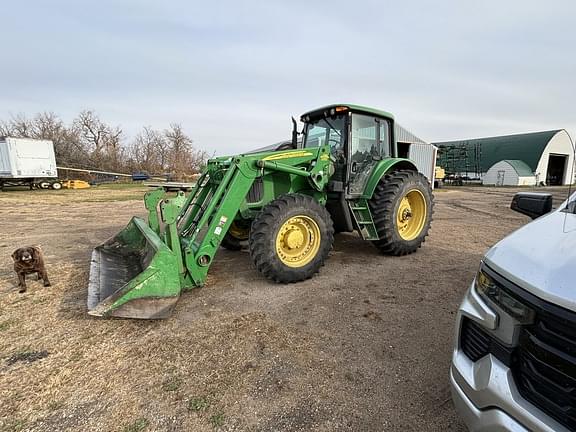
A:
74,111,121,153
73,110,123,170
164,123,207,176
0,113,32,137
0,110,206,177
128,127,165,173
0,112,87,167
28,113,86,166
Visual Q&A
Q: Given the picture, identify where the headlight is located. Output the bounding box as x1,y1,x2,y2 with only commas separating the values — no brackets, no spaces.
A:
475,267,535,324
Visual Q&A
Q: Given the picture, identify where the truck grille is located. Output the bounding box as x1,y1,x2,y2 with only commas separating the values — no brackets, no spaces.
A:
460,319,491,361
461,266,576,430
513,310,576,430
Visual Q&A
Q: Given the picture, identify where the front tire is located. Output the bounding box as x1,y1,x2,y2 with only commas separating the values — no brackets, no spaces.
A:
249,194,334,283
369,170,433,255
221,220,250,251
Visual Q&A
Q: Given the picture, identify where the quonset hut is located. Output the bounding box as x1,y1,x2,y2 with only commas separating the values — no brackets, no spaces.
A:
435,130,575,186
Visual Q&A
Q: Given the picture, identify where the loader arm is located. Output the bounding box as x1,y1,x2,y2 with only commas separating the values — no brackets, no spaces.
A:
87,145,332,318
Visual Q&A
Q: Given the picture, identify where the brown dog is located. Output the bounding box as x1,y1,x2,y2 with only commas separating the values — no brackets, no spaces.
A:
11,246,51,293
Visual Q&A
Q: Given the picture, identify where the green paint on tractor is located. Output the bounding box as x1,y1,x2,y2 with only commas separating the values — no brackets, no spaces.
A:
87,104,434,319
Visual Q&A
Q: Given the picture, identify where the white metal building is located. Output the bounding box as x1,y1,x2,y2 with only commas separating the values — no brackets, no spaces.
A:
435,129,575,186
532,130,575,185
395,124,437,187
483,160,537,186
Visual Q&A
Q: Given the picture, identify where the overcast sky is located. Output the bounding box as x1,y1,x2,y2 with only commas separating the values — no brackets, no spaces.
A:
2,0,575,155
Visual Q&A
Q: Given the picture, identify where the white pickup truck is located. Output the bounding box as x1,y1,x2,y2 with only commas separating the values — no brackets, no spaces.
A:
451,191,576,431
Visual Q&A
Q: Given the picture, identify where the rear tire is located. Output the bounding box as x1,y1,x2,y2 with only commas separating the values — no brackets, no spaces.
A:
50,181,62,190
249,194,334,283
369,170,433,255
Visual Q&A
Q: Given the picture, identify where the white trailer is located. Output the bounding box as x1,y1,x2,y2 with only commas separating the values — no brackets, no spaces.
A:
0,137,61,190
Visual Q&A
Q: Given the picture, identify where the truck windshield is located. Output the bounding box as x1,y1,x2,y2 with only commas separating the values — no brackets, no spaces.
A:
303,115,346,155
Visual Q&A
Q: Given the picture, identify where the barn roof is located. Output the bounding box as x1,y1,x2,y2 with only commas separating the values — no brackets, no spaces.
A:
434,130,562,172
395,124,427,144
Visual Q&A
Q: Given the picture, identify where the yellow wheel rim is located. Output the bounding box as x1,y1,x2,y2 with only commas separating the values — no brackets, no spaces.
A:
275,215,321,268
396,189,427,241
228,221,249,240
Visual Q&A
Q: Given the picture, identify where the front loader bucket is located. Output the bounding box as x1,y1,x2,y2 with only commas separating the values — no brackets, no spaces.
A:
87,217,182,319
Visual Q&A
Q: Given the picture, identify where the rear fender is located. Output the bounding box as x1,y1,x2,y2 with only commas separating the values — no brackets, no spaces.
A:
361,158,418,199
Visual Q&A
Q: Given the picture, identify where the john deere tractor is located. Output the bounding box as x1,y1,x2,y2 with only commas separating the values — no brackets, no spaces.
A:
87,104,433,319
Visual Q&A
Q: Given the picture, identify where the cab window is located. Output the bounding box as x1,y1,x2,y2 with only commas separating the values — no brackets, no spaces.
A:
303,115,346,156
350,114,378,164
379,121,391,158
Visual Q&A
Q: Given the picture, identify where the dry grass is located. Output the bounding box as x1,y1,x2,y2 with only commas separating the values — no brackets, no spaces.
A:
0,284,311,431
3,185,563,431
0,184,149,205
0,188,314,431
0,256,310,431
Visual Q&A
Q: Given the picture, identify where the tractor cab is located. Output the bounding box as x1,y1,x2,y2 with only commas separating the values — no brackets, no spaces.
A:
296,105,402,233
299,105,396,196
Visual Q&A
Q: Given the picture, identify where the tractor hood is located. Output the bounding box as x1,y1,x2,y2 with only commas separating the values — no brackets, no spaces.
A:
484,195,576,313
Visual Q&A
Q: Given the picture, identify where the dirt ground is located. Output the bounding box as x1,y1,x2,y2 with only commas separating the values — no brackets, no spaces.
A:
0,184,571,432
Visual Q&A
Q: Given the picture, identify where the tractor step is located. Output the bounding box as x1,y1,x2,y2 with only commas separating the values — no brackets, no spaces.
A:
349,200,379,241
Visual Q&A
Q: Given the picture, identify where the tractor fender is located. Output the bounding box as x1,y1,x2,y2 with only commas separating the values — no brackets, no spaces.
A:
362,158,418,198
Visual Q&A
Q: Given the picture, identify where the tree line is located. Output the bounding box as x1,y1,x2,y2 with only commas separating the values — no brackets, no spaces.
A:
0,111,209,178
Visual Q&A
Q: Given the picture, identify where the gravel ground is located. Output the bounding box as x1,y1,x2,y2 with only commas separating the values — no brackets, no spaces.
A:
0,185,571,432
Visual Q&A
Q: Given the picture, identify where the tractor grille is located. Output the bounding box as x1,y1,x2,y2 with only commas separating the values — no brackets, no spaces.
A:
247,178,263,203
513,307,576,430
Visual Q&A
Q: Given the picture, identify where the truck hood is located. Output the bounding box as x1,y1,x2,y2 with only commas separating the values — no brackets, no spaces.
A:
485,205,576,313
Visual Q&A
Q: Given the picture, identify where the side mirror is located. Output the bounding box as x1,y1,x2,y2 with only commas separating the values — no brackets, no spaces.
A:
511,192,553,219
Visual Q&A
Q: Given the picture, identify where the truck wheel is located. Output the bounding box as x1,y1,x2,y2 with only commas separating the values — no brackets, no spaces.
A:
369,170,433,255
50,181,62,190
249,194,334,283
39,181,51,189
221,220,250,251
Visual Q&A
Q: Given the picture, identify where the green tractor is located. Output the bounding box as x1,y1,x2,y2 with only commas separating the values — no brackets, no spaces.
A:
87,104,433,319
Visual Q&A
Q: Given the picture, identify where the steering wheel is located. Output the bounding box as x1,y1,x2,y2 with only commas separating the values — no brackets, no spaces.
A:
331,148,346,162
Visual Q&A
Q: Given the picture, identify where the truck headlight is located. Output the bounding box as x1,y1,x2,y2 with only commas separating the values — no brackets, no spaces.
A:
475,268,534,324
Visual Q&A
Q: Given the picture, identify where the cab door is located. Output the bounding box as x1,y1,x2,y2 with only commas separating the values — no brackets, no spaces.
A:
348,114,390,195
